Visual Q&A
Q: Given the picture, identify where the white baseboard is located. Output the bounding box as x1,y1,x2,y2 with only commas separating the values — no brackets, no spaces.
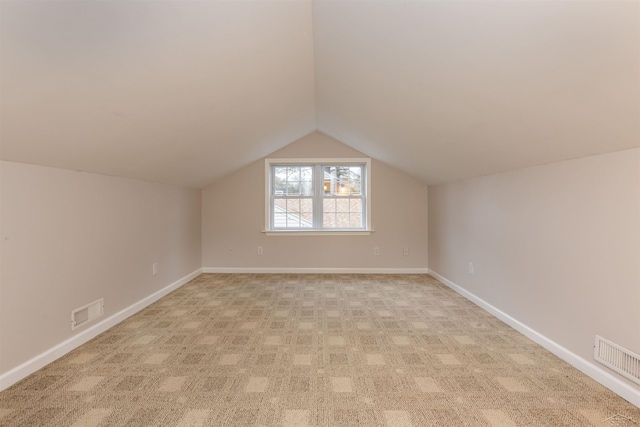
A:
0,268,202,392
202,267,429,274
428,269,640,408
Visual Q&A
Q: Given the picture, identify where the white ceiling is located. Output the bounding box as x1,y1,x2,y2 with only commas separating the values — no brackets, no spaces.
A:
1,0,638,188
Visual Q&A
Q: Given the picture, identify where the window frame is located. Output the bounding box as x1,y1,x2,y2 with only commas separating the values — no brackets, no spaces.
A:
264,158,372,236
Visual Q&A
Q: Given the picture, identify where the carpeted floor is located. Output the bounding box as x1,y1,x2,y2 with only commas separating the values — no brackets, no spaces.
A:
0,274,638,426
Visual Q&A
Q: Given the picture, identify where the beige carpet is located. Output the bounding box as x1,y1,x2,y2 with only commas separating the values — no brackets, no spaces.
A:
0,274,638,426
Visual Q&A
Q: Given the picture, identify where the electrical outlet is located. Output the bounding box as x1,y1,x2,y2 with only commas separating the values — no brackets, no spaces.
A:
152,262,158,276
403,247,409,256
469,262,474,275
228,246,234,254
257,246,263,255
374,247,380,256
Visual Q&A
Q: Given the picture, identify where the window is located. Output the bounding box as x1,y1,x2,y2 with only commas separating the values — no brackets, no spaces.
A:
265,158,371,235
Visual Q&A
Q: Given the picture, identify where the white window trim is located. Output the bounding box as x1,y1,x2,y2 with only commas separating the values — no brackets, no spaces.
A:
264,158,373,236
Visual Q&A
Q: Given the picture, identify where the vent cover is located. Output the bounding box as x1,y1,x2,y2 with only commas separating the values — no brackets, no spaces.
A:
594,335,640,386
71,298,104,330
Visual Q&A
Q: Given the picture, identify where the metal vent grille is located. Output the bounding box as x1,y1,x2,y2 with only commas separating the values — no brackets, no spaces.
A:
71,298,104,330
594,335,640,386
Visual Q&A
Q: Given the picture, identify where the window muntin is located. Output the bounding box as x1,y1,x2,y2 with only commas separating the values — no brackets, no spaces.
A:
266,159,370,232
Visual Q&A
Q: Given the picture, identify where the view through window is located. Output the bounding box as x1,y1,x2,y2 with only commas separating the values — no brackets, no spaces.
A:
266,159,370,232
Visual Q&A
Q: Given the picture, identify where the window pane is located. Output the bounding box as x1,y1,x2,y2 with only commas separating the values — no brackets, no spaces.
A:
274,165,313,196
300,198,313,226
274,167,287,181
273,213,286,228
300,166,313,182
323,165,362,196
273,167,287,194
298,197,313,228
323,198,335,212
287,167,300,181
322,197,364,229
286,198,300,212
300,167,313,197
274,198,286,210
323,212,336,228
323,166,338,196
336,213,349,227
336,199,349,213
289,182,302,196
286,209,300,228
301,198,313,212
301,181,312,196
349,213,362,228
347,168,362,195
285,214,296,228
349,179,361,195
272,197,313,229
300,211,313,224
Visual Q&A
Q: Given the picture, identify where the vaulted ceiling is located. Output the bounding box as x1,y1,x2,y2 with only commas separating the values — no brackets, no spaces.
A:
1,0,638,188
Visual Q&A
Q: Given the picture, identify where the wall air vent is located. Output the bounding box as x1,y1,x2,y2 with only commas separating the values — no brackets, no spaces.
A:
71,298,104,331
594,335,640,386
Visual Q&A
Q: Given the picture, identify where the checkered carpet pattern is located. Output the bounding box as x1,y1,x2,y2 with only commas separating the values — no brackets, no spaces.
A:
1,274,638,426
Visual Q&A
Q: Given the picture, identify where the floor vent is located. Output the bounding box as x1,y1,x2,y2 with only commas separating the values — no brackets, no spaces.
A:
594,335,640,386
71,298,104,330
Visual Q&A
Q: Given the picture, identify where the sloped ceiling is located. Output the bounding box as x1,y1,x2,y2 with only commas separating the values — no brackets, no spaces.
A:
1,0,638,188
0,1,317,188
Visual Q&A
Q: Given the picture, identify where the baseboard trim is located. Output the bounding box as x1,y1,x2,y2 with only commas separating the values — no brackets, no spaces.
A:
202,267,429,274
0,268,202,392
428,269,640,408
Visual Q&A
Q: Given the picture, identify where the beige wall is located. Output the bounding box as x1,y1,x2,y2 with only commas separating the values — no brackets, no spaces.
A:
428,148,640,392
0,161,202,374
202,132,428,271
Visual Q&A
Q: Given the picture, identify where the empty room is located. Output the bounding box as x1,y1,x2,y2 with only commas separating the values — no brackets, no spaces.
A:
0,0,639,426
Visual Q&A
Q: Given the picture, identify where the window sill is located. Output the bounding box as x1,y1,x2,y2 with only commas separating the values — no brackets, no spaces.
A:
263,229,374,236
